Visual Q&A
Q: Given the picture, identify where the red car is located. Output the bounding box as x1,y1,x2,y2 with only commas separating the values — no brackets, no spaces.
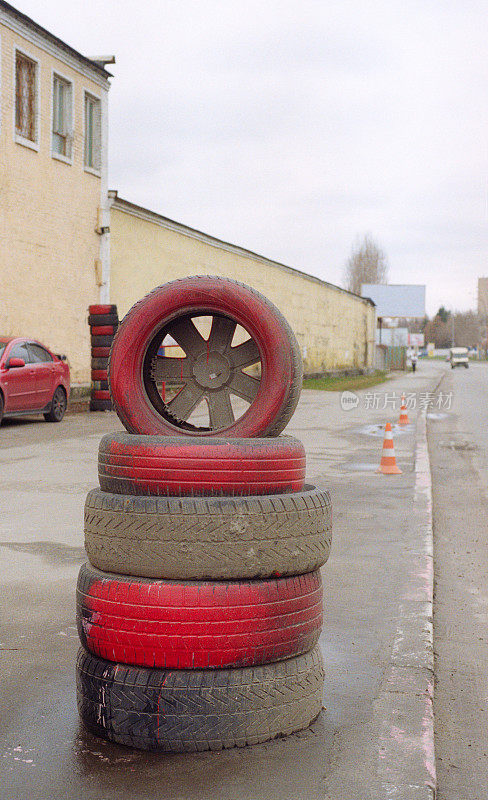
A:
0,337,70,425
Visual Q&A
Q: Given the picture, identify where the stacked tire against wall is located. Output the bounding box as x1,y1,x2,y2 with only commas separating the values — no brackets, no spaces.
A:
88,304,119,411
76,277,332,752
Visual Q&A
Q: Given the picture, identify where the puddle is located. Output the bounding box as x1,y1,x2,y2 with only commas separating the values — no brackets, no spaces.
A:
438,439,475,451
354,423,411,438
427,412,448,421
335,462,380,472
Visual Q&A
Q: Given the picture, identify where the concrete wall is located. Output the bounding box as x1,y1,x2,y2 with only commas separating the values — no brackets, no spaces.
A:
0,8,110,382
109,196,376,375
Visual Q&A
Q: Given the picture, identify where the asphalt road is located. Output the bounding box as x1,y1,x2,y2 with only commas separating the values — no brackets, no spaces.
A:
429,361,488,799
0,361,444,800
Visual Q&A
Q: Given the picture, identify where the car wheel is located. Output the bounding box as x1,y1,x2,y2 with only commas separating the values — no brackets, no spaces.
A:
44,386,67,422
76,646,324,752
108,276,303,438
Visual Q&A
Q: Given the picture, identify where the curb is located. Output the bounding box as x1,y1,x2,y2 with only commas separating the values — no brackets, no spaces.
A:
373,409,436,799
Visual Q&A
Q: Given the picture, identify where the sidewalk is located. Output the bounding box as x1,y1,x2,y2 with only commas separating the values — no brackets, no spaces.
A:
0,361,445,800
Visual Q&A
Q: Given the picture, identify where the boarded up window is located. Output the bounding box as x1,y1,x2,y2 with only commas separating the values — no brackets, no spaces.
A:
15,52,37,141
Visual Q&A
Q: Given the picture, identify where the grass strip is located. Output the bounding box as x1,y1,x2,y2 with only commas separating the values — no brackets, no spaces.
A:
302,371,388,392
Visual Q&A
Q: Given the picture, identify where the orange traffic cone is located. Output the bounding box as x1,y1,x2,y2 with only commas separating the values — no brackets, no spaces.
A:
398,394,410,426
378,422,402,474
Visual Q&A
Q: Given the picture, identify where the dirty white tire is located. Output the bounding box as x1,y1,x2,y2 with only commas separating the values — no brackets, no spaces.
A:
76,646,325,752
84,486,332,580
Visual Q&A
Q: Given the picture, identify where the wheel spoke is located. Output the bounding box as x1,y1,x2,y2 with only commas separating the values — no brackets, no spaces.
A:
229,338,260,369
228,371,260,402
166,317,207,358
151,356,191,382
166,382,205,421
207,390,235,429
208,315,237,353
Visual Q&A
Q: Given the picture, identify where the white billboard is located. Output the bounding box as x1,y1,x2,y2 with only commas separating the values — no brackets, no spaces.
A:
361,284,426,318
375,328,409,346
408,333,425,347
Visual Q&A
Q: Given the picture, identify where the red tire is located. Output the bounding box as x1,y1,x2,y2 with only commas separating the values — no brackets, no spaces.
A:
93,390,111,401
77,564,323,669
89,304,117,315
98,432,306,496
91,369,108,381
90,325,117,336
108,276,302,437
91,347,111,358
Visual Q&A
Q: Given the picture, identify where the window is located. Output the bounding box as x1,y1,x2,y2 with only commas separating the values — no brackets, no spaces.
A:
28,344,53,363
84,93,101,172
15,51,38,142
52,75,73,159
10,343,31,363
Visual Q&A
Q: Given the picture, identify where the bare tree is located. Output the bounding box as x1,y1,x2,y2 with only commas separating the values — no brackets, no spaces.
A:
343,234,389,295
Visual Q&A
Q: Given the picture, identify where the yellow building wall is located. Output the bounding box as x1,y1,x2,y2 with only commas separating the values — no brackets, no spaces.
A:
110,205,376,374
0,21,107,383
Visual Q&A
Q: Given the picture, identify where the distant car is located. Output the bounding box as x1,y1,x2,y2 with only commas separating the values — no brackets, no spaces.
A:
449,347,469,369
0,337,70,425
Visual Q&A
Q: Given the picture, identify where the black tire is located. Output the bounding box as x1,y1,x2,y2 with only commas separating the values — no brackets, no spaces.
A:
84,486,332,580
90,399,113,412
88,313,119,327
44,386,67,422
91,335,115,348
91,358,109,370
91,380,109,391
76,646,324,752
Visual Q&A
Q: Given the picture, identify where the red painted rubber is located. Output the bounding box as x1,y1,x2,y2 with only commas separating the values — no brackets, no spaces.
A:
90,325,117,336
108,276,302,437
89,304,117,315
77,564,323,669
91,369,108,381
93,390,111,401
91,347,111,358
98,433,306,496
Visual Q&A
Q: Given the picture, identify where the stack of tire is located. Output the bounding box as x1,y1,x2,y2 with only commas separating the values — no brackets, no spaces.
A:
76,277,332,753
88,303,118,412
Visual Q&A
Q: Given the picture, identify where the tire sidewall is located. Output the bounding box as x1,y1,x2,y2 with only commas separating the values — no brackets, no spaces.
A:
109,279,298,436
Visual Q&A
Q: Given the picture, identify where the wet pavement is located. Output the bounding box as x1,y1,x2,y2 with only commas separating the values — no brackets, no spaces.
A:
0,360,445,800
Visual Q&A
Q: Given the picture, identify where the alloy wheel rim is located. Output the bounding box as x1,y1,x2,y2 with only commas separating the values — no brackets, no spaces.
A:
143,313,262,432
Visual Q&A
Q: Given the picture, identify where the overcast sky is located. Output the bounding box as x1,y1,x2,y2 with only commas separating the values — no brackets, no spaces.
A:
14,0,488,315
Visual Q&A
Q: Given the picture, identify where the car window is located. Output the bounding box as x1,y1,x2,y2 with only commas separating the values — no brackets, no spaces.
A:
9,343,31,363
28,344,53,363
